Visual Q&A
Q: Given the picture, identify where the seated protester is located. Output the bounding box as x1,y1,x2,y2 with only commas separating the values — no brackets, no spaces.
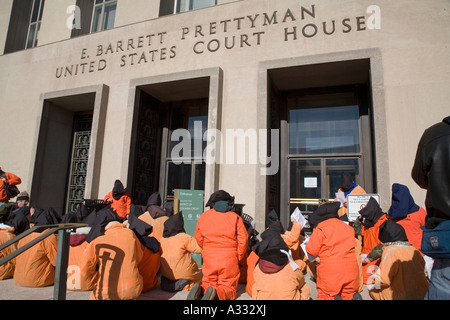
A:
0,210,29,280
138,192,168,242
252,233,311,300
369,220,429,300
81,207,144,300
104,180,131,218
306,202,360,300
0,167,21,205
335,172,366,218
14,208,60,287
159,212,202,292
128,207,161,293
189,190,248,301
357,197,389,283
60,212,97,292
388,183,427,253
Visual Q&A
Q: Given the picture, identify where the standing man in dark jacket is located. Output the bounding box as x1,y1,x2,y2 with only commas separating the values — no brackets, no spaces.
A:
411,115,450,299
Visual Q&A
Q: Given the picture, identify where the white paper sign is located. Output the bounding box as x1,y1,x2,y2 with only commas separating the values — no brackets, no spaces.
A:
291,207,307,228
347,194,381,221
300,236,316,262
335,192,346,208
304,177,317,188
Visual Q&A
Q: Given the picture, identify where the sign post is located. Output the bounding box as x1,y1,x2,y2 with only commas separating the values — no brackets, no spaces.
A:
174,189,204,266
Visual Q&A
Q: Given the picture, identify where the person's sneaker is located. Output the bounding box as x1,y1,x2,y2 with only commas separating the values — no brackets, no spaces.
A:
201,286,218,300
187,283,202,300
333,295,343,300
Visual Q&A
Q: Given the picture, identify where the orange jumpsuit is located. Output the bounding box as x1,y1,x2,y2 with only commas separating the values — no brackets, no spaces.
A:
369,243,429,300
361,214,388,283
394,207,426,252
104,191,131,218
137,242,161,292
306,218,359,300
81,222,144,300
13,230,58,287
139,212,168,242
0,227,17,280
160,232,202,290
195,208,248,300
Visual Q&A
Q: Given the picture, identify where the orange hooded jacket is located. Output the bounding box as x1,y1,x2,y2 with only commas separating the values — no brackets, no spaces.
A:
195,207,248,300
306,203,359,300
81,222,144,300
104,191,131,218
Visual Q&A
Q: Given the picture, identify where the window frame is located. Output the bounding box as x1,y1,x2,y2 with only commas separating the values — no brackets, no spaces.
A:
90,0,117,33
25,0,45,49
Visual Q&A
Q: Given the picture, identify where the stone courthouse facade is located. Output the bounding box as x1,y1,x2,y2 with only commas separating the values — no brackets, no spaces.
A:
0,0,448,231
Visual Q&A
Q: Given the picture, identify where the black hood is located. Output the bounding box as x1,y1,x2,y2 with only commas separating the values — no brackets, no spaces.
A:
146,192,162,208
378,220,408,243
359,197,384,228
29,208,61,226
128,211,159,253
205,190,234,208
112,180,126,200
340,172,354,192
5,212,29,235
266,209,279,228
253,233,289,267
308,202,340,229
260,220,284,240
86,206,124,243
163,212,186,238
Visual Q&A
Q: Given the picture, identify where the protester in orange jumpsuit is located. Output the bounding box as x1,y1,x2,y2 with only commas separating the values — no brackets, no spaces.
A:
159,212,202,292
82,207,143,300
252,233,311,300
14,208,60,287
0,167,21,203
0,208,29,280
369,220,429,300
358,197,389,283
335,172,366,218
138,192,169,242
387,183,426,252
104,180,131,218
306,202,360,300
190,190,248,300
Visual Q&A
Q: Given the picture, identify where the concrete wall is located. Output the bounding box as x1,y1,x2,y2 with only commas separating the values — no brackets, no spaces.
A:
0,0,449,228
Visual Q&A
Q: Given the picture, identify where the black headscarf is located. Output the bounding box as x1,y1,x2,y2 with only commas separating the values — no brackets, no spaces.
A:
163,212,186,238
359,197,384,228
378,220,408,243
253,233,289,267
164,201,174,217
145,192,167,218
86,206,124,243
112,180,126,200
29,208,61,226
205,190,234,208
146,192,162,208
308,202,340,229
61,212,79,223
5,212,29,235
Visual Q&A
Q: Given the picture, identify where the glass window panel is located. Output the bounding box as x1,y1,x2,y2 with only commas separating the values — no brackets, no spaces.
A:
194,163,206,190
102,3,116,30
290,159,321,199
326,158,359,199
31,0,40,22
91,6,102,32
176,0,189,13
96,0,104,4
191,0,214,10
26,24,37,49
38,0,45,20
166,162,192,196
289,105,360,155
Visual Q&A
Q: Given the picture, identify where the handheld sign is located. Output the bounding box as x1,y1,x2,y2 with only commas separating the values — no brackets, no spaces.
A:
347,194,381,221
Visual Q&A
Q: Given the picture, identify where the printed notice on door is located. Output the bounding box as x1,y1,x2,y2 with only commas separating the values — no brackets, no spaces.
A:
347,194,380,221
